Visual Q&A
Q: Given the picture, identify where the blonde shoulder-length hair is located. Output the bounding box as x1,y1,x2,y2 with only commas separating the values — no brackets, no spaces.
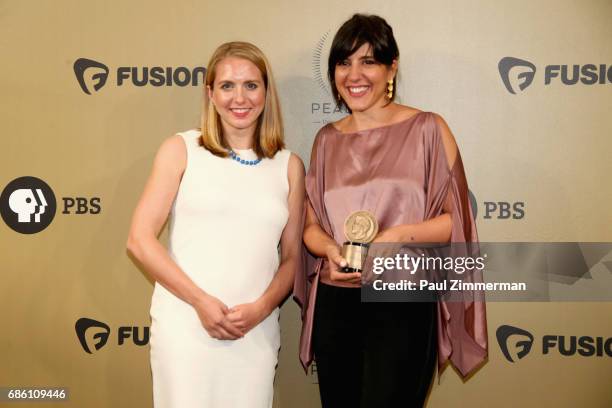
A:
200,41,284,158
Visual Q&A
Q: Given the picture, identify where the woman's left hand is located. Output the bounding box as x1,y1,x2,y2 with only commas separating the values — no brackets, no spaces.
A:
226,301,269,334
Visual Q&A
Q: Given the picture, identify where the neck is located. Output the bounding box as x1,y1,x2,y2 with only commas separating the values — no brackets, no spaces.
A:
349,102,397,131
224,125,256,150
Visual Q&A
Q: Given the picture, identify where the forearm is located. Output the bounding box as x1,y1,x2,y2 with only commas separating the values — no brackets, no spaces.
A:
127,235,206,306
376,213,452,243
303,223,338,257
257,256,297,315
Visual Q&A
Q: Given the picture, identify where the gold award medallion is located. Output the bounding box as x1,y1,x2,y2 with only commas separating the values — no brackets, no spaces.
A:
344,210,379,243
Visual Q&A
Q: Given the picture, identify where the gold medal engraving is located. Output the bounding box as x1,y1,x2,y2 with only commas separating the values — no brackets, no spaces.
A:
344,211,378,243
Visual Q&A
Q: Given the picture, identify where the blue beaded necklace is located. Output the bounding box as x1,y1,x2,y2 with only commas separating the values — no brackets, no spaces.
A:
229,150,262,166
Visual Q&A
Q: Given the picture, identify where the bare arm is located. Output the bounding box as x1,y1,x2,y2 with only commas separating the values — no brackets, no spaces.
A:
227,153,306,331
126,135,243,339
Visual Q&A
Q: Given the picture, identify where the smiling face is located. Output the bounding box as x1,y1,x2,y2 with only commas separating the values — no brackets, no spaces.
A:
334,43,397,113
208,56,266,136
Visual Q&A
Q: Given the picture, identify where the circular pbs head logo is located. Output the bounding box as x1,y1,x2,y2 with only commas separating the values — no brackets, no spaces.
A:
1,176,57,234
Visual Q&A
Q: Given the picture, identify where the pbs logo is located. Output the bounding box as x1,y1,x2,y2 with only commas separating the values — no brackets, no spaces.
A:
1,176,101,234
0,176,57,234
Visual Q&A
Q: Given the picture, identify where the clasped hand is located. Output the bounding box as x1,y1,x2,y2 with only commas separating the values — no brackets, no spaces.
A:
193,294,267,340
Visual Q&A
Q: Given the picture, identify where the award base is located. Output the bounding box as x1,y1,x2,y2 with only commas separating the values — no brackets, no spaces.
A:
340,241,370,273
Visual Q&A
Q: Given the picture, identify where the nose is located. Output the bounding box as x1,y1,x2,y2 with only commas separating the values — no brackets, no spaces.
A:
234,87,246,104
347,63,362,82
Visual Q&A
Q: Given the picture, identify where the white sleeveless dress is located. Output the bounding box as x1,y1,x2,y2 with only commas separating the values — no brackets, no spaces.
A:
149,130,290,407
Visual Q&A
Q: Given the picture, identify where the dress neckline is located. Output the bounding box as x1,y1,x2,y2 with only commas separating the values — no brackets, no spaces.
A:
329,111,424,135
230,147,257,161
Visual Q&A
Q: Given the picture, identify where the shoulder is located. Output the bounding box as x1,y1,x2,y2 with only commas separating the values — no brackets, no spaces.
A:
286,151,305,189
391,104,424,122
423,112,459,166
288,152,305,173
315,122,337,139
308,123,337,154
174,129,202,147
157,133,186,160
431,112,458,154
153,132,190,175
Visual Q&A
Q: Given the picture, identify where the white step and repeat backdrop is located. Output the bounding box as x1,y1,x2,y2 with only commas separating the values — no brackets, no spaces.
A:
1,0,611,407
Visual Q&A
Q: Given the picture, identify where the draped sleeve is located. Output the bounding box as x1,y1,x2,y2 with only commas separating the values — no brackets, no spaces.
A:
293,127,333,370
423,113,488,378
294,128,327,310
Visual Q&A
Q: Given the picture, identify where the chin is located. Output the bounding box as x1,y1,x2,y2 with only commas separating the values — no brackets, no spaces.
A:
231,122,257,130
346,102,370,112
226,111,262,128
341,97,371,111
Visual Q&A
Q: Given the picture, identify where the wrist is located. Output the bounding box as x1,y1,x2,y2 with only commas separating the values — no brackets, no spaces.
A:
324,242,340,256
189,289,209,307
376,226,409,243
255,296,273,318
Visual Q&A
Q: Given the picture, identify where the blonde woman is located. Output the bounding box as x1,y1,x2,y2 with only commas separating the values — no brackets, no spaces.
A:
127,42,304,407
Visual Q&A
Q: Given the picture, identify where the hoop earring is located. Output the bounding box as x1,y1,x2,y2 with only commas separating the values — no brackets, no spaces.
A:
386,79,394,100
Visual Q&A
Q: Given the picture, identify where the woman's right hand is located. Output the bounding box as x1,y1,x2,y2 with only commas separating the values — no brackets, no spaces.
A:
326,244,362,284
303,202,361,284
193,294,244,340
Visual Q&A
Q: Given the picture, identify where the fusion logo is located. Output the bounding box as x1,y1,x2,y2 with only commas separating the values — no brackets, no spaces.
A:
499,56,612,94
0,176,57,234
496,325,535,363
73,58,109,95
543,335,612,357
1,176,102,234
75,318,111,354
75,317,150,354
497,324,612,363
498,57,537,94
73,57,207,95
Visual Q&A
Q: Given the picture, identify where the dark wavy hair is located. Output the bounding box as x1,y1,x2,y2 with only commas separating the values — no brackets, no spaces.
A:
328,14,399,111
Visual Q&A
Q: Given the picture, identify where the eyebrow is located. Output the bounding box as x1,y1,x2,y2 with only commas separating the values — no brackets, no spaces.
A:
217,78,263,83
341,53,375,60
